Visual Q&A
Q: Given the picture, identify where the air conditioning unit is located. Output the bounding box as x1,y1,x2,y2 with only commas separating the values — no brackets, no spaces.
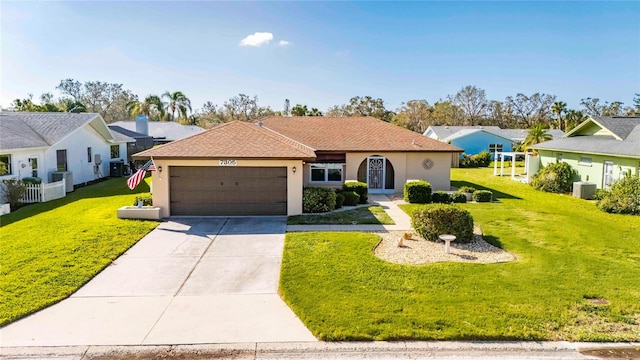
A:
572,182,596,200
51,171,74,193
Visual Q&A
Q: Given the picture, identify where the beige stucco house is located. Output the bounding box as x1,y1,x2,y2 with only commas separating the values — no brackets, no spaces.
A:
135,116,462,217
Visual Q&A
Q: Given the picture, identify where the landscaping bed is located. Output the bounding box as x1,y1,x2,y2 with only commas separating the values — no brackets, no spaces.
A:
287,205,394,225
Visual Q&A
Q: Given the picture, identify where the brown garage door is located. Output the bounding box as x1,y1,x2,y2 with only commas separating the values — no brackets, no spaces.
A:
169,166,287,216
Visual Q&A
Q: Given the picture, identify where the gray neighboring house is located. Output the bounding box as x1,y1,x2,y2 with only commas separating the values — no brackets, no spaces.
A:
0,112,132,189
107,125,155,164
109,119,205,145
530,116,640,189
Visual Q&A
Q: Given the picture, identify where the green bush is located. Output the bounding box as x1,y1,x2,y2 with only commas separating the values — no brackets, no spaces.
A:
133,195,153,206
341,191,360,206
21,177,42,185
592,189,609,201
450,192,467,203
458,186,476,194
403,180,432,203
530,162,577,193
473,190,493,202
343,182,368,204
431,191,452,204
335,192,345,209
303,187,337,213
460,151,492,168
1,179,27,211
411,204,474,243
596,176,640,215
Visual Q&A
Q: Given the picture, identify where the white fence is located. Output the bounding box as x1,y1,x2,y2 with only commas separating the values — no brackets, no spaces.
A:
22,180,66,204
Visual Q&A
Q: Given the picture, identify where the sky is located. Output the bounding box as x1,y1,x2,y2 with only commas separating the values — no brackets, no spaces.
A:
1,1,639,114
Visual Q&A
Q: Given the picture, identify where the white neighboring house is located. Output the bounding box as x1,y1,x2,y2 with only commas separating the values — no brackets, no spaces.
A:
0,112,132,196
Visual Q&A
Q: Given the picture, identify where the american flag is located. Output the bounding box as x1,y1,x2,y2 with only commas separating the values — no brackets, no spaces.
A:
127,159,155,190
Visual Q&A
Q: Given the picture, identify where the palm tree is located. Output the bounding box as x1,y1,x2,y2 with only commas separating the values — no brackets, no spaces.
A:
551,101,567,131
564,109,588,132
162,91,192,122
523,124,553,150
127,95,165,121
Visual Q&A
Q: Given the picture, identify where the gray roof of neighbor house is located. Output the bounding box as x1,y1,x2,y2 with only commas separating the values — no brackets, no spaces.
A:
531,117,640,159
107,125,152,140
425,126,564,142
109,121,204,142
0,112,106,151
108,129,136,143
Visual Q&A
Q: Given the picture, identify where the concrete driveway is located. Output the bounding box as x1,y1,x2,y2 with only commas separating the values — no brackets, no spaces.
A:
0,217,316,346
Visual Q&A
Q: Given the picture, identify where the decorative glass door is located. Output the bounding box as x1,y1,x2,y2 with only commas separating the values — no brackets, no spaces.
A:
367,156,385,193
603,161,614,189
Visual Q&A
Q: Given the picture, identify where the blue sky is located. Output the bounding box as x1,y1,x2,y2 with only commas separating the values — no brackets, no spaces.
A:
2,1,639,113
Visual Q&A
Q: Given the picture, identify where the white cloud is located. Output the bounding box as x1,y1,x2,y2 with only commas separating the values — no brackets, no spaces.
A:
278,40,291,47
239,32,274,47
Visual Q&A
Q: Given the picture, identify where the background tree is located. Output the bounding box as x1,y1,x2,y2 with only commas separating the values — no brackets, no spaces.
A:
392,100,431,132
485,100,516,128
505,93,556,128
162,91,192,122
551,101,567,130
564,109,589,131
126,95,165,121
522,124,553,149
283,99,291,116
290,104,309,116
325,104,349,117
450,85,487,125
56,79,136,122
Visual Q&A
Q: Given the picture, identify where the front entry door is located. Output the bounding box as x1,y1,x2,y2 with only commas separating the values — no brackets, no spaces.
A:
367,156,385,193
603,161,614,189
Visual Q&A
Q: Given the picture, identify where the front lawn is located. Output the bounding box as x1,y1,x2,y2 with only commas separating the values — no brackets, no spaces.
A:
279,168,640,341
0,178,158,326
287,206,394,225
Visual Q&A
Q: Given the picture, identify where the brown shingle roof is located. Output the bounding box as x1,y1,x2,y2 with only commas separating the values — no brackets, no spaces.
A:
259,116,462,152
134,121,316,160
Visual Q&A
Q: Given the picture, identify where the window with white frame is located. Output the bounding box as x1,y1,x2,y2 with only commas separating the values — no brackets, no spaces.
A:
556,153,563,162
310,163,343,182
110,145,120,159
489,144,503,153
578,156,592,165
0,154,11,175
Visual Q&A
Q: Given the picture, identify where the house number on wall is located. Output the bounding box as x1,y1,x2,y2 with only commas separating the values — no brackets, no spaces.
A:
219,159,237,166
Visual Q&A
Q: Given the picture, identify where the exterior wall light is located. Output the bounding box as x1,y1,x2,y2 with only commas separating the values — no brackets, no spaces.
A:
292,166,297,173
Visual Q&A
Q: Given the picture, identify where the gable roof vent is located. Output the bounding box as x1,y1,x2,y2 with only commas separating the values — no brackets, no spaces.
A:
257,121,263,127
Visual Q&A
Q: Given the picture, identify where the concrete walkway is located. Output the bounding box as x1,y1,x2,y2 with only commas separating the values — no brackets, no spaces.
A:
287,194,413,232
0,217,315,347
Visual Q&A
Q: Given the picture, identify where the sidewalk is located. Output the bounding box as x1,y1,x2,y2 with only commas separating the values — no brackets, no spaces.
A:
287,194,413,232
3,341,637,359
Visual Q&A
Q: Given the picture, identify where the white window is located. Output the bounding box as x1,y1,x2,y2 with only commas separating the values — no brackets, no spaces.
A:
310,163,343,182
489,144,503,153
578,156,592,166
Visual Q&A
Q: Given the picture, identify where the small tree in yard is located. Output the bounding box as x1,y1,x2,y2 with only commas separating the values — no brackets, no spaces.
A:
412,204,474,243
530,162,576,193
2,179,27,211
596,176,640,215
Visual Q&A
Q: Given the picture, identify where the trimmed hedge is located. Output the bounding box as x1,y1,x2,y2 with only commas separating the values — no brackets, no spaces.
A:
335,192,345,209
596,176,640,215
303,187,337,213
411,204,474,243
450,192,467,203
458,186,476,194
342,191,360,206
460,151,491,168
404,180,432,204
431,191,452,204
473,190,493,202
530,162,576,193
343,182,368,204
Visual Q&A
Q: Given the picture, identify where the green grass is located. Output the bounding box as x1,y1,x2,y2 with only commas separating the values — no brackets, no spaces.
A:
279,168,640,341
0,177,158,326
287,206,394,225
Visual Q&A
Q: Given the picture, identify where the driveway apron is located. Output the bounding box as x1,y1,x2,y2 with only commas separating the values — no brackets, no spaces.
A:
0,217,315,346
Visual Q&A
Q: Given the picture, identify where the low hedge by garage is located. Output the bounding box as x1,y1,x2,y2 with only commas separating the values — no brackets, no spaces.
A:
303,187,337,213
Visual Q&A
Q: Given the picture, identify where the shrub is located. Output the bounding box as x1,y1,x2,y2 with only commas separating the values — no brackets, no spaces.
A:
133,195,153,206
450,192,467,203
335,192,345,209
458,186,476,194
412,204,474,243
21,177,42,185
530,162,576,193
343,182,368,204
460,151,492,168
1,179,27,211
341,191,360,206
596,176,640,215
473,190,493,202
303,187,337,213
403,180,432,203
592,189,609,201
431,191,452,204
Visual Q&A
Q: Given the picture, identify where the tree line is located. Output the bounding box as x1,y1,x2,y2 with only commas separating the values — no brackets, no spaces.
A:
7,79,640,132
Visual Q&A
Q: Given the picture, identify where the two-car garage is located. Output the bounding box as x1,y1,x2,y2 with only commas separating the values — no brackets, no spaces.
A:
169,166,288,216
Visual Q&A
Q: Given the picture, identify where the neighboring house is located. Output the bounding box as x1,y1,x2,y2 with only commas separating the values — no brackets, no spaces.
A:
107,125,155,163
424,126,564,156
0,112,131,190
135,116,462,217
530,116,640,189
109,119,204,145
